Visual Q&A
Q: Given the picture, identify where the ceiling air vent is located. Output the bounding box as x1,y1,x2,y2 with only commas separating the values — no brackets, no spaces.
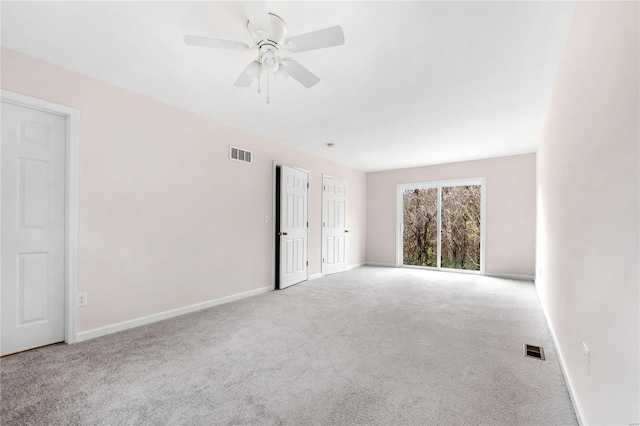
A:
229,146,252,164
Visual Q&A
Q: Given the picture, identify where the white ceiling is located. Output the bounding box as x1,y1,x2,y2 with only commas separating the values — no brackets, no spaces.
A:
1,1,575,172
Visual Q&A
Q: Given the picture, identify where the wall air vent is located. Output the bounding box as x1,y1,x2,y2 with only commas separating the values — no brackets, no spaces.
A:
229,146,252,164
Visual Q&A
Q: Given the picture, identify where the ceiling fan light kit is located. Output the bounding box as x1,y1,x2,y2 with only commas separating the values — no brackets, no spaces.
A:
184,1,344,104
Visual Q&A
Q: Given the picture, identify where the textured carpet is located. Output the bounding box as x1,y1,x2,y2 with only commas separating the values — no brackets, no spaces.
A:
1,266,577,425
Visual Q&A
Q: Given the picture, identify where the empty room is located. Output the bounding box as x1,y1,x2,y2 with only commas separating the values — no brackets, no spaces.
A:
0,1,638,425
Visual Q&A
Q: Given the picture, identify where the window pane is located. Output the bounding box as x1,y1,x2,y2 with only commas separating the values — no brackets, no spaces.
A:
441,185,481,270
403,188,438,267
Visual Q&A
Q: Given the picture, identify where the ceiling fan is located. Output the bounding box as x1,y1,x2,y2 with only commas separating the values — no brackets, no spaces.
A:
184,1,345,103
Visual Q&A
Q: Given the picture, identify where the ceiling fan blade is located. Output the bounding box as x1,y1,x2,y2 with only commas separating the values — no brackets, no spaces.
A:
234,61,261,87
184,35,250,50
282,58,320,88
242,1,272,39
285,25,345,53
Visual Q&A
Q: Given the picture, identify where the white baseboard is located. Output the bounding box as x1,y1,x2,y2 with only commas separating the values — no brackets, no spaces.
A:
365,262,396,268
76,285,272,343
308,273,322,280
346,262,365,270
486,273,535,281
536,289,588,425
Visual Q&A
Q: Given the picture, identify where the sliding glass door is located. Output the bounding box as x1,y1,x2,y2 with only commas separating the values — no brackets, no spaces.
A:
441,185,481,271
399,179,484,273
402,188,438,267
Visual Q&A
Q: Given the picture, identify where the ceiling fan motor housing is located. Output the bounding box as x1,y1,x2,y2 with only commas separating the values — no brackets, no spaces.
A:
260,48,279,73
249,13,288,46
251,13,288,74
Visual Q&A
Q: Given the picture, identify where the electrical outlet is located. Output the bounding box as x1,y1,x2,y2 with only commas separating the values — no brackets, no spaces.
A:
583,342,590,374
77,292,88,307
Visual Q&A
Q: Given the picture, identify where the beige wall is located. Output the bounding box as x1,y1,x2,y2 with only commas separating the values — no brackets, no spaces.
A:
366,154,536,276
536,2,639,424
1,48,367,332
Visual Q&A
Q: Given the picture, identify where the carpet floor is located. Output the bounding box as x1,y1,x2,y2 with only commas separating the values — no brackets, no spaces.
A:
1,266,577,425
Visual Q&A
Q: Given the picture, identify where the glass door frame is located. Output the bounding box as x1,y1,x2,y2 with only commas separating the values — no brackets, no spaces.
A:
395,177,486,275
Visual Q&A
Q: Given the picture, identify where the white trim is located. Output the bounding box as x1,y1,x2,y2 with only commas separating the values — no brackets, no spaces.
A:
486,273,535,281
272,161,310,290
480,177,487,274
437,186,442,269
308,273,322,280
365,262,396,268
77,285,272,342
396,188,401,267
321,174,327,276
0,90,80,345
396,177,486,275
346,262,364,271
536,286,588,425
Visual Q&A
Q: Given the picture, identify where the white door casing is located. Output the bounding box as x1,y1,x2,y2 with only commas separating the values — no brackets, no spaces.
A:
279,165,308,289
1,102,67,355
322,175,347,275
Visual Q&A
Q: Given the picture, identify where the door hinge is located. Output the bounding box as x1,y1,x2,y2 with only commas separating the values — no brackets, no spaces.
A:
307,182,309,188
306,260,308,266
323,258,325,263
306,221,309,227
323,185,326,191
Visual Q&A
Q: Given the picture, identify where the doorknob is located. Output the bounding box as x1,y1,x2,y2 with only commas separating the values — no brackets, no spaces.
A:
344,230,349,233
279,232,288,236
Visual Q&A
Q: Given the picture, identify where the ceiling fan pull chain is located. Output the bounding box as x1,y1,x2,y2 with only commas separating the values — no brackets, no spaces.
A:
267,73,270,104
257,58,262,94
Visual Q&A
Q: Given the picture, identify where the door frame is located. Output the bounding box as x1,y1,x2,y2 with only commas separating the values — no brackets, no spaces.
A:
396,177,486,275
271,161,310,290
1,90,80,344
321,174,347,276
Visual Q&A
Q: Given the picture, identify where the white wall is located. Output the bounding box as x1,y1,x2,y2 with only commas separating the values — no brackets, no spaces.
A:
1,47,367,333
536,2,639,424
366,154,536,276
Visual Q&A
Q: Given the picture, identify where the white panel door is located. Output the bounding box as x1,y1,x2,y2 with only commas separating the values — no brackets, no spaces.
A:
322,176,347,275
1,102,66,356
279,165,308,289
